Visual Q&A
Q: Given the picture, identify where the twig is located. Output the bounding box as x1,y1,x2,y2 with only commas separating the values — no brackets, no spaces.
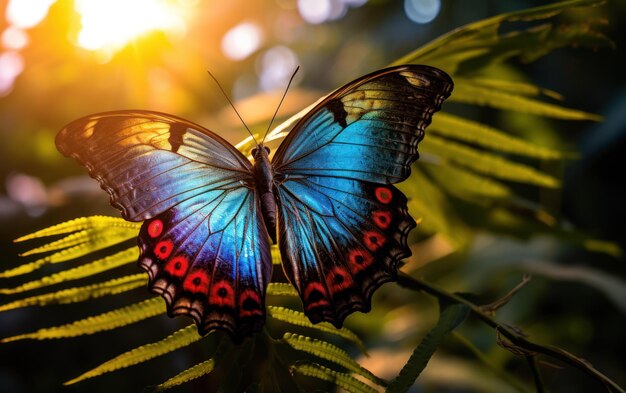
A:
526,356,545,393
396,273,625,393
480,274,532,315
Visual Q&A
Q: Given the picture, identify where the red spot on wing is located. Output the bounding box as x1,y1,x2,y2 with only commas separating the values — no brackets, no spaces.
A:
326,267,353,291
364,231,386,252
372,210,392,229
375,187,393,204
303,282,330,310
183,270,210,294
348,249,373,273
210,281,236,308
147,219,163,238
239,289,263,317
154,240,174,259
164,255,189,278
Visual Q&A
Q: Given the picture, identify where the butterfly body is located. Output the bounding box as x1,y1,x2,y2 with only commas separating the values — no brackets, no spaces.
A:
56,65,453,342
252,146,278,243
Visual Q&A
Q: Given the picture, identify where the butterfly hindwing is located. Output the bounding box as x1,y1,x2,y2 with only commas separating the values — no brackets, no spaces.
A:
56,111,272,340
273,65,453,326
277,176,414,326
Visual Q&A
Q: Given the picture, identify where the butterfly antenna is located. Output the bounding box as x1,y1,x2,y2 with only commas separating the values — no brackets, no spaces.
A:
207,70,258,145
261,66,300,145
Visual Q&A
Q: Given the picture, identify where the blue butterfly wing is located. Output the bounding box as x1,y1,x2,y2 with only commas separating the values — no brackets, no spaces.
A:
273,65,453,327
56,111,272,340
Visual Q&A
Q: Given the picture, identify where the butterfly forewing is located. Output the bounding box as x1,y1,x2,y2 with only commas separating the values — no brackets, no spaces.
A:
272,65,453,327
56,111,272,341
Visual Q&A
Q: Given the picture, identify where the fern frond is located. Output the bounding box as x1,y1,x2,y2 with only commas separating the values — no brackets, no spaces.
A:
1,297,164,342
386,304,470,393
1,228,138,278
0,248,138,295
0,274,146,312
283,333,385,386
463,77,564,100
429,113,563,159
423,135,559,188
423,164,511,200
64,324,203,385
267,283,299,297
291,362,379,393
450,82,600,121
267,306,365,353
271,245,281,265
151,359,216,392
13,216,139,242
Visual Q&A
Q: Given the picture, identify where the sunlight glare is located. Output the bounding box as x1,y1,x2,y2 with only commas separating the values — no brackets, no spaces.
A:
75,0,186,52
5,0,56,29
2,27,30,50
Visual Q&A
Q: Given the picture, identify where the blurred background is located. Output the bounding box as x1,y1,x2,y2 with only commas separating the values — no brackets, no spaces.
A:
0,0,624,392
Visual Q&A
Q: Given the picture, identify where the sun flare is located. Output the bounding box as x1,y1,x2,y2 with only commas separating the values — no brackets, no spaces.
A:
75,0,186,52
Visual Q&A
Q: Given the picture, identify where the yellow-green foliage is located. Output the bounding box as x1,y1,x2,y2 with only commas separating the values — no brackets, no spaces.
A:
152,359,216,392
64,324,203,385
291,362,379,393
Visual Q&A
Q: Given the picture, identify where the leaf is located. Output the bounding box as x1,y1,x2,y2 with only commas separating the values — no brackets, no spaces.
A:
151,359,216,392
267,283,299,297
386,303,470,393
64,324,203,385
422,163,512,201
291,362,379,393
0,274,146,312
267,306,365,353
422,135,560,188
13,216,140,242
1,228,138,278
0,248,139,295
429,113,563,159
401,168,472,248
1,297,164,342
283,333,385,386
450,82,600,121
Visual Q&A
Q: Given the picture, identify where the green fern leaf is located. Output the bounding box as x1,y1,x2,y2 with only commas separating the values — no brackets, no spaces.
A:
151,358,216,392
13,216,139,242
422,135,559,187
1,228,138,278
423,163,511,200
1,297,164,343
0,247,138,295
267,283,299,297
64,324,203,385
401,169,472,248
462,77,564,100
386,303,470,393
291,362,378,393
267,306,365,353
450,82,600,121
271,245,281,265
283,333,385,386
0,274,146,312
429,113,563,159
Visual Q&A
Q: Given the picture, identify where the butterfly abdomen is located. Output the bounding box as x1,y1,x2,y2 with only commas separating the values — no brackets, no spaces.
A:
252,145,277,243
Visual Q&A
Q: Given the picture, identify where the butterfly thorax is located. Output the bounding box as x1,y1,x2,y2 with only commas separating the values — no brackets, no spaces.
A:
252,145,277,244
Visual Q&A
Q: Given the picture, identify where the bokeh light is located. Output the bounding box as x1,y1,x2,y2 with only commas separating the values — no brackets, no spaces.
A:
0,51,24,96
257,45,299,92
404,0,440,24
75,0,187,52
2,26,29,50
221,22,264,61
298,0,332,25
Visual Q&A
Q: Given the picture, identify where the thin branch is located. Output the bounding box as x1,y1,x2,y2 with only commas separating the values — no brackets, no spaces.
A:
480,274,532,315
396,273,625,393
526,356,545,393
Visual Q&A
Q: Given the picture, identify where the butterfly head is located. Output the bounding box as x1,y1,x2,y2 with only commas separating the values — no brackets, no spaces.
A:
251,145,270,161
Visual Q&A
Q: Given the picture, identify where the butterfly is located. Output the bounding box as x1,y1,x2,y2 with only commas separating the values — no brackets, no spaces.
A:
56,65,453,342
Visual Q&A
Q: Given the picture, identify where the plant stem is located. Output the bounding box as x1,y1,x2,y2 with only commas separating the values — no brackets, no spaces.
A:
396,273,625,393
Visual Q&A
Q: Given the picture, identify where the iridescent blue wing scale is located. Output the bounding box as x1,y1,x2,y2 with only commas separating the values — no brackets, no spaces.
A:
272,65,453,327
56,111,272,340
